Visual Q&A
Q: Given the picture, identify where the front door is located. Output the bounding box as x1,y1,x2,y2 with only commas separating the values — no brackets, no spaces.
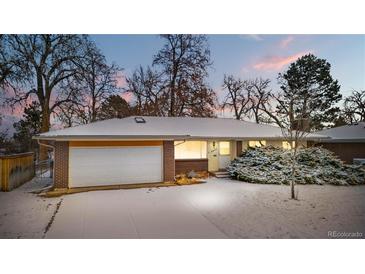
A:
208,141,232,171
218,141,231,170
207,141,219,172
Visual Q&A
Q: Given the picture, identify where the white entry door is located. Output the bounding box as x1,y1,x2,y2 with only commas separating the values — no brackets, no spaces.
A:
207,141,219,172
218,141,231,170
69,146,163,188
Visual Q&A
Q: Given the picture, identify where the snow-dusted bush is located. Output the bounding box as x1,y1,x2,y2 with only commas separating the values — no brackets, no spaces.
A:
227,146,365,185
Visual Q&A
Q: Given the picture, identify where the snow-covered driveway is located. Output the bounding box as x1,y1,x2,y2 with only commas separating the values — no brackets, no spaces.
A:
46,181,229,238
46,178,365,239
2,178,365,238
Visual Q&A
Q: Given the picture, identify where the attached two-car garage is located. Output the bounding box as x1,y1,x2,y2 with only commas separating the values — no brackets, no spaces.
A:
68,142,163,188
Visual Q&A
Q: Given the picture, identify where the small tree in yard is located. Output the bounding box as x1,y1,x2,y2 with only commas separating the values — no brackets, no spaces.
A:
276,102,310,200
270,54,342,199
269,92,311,199
269,75,313,199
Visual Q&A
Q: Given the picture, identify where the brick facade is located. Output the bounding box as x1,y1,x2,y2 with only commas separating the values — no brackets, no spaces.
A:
175,159,208,174
54,141,69,189
163,141,175,181
313,142,365,164
53,140,175,186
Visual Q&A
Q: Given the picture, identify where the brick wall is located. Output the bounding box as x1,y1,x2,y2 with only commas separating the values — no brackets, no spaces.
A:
314,142,365,164
54,141,69,189
175,159,208,174
163,141,175,181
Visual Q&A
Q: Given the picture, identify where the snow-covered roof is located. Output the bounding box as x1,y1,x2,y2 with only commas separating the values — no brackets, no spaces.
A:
315,122,365,143
35,116,327,140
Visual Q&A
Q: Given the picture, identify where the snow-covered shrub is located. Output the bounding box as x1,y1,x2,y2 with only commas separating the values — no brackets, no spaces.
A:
227,146,365,185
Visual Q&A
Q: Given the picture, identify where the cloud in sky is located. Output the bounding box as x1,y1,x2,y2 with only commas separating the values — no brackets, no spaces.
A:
244,34,264,41
121,91,133,102
279,36,294,48
115,71,127,88
253,51,312,71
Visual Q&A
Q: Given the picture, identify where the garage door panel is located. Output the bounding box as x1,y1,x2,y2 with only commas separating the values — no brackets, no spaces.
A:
69,146,163,187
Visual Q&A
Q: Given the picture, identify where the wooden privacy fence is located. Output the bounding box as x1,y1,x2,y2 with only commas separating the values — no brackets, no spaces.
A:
0,152,35,191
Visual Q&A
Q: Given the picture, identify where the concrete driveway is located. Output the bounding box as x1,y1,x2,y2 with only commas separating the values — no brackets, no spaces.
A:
45,178,365,239
46,181,228,239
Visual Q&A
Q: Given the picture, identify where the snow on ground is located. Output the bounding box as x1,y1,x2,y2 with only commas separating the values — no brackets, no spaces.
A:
0,175,61,239
186,179,365,238
1,177,364,238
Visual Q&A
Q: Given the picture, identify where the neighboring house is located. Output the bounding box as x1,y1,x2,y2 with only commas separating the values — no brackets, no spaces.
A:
313,122,365,164
34,116,324,189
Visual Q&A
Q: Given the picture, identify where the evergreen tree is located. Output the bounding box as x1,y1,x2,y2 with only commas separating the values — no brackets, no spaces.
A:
13,102,42,152
277,54,342,131
97,95,131,120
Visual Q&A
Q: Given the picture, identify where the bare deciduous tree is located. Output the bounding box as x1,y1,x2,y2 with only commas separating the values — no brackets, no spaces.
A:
221,75,251,120
273,89,311,199
249,78,272,123
126,35,216,118
0,35,13,87
56,100,88,128
70,40,122,123
126,66,165,116
1,35,86,159
220,76,275,123
153,34,216,117
342,90,365,123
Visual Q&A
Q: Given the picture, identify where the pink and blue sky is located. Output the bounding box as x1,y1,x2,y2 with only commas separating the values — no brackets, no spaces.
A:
92,34,365,98
1,35,364,132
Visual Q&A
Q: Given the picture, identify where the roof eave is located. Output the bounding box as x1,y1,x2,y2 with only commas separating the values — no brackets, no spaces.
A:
33,134,328,141
316,138,365,143
33,135,191,141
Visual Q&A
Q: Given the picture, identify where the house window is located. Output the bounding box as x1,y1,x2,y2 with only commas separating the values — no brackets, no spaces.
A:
219,141,230,155
248,140,266,148
282,141,296,150
174,141,207,159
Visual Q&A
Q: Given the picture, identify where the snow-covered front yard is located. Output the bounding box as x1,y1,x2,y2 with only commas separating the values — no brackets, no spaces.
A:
1,177,364,238
0,176,61,238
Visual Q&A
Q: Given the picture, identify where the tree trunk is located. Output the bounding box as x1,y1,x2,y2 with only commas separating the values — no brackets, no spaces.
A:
39,108,50,161
254,108,260,123
91,98,97,122
290,180,295,199
290,150,297,199
170,87,175,117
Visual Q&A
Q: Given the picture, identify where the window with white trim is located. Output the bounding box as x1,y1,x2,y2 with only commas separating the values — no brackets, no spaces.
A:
248,140,266,148
282,141,296,150
219,141,230,155
174,141,207,159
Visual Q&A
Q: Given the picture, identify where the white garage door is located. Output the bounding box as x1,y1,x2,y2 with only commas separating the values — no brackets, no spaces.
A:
69,146,163,188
